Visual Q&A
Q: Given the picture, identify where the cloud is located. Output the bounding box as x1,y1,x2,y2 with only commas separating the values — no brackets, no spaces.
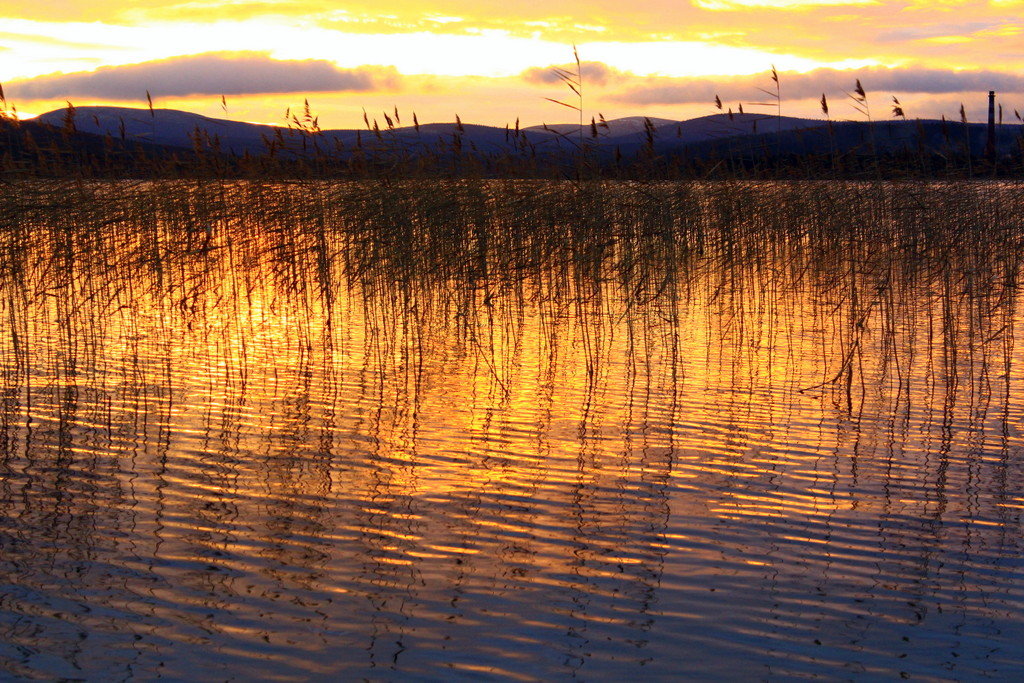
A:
694,0,879,9
609,66,1024,105
6,52,400,100
521,61,625,87
876,21,1006,42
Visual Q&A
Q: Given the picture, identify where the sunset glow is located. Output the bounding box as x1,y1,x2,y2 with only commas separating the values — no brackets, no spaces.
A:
1,1,1021,127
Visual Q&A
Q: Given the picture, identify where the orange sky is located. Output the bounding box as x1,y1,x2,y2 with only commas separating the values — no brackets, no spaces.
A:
1,0,1021,127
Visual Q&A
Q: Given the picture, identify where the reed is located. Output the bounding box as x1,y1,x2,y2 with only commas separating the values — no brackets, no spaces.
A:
3,78,1021,181
1,178,1020,408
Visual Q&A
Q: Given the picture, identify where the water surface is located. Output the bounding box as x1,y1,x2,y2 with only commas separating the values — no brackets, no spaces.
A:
2,180,1023,679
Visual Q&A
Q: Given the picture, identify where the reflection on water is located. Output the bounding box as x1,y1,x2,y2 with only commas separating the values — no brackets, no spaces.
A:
1,180,1024,679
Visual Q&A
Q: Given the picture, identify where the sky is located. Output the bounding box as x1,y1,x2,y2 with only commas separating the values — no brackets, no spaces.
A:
0,0,1021,129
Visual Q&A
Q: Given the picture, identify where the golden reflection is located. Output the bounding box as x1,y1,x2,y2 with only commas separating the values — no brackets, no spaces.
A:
1,180,1023,678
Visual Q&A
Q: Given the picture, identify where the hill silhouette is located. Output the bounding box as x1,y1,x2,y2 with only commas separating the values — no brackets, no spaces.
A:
5,105,1021,177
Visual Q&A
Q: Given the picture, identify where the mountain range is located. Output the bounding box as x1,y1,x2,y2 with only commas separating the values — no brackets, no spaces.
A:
6,104,1022,174
34,106,836,156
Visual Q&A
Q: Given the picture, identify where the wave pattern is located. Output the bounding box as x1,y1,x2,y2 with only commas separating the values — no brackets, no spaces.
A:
1,180,1023,679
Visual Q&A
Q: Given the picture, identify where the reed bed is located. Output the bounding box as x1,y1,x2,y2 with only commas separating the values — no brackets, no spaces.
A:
1,178,1021,413
1,178,1023,681
0,180,1019,574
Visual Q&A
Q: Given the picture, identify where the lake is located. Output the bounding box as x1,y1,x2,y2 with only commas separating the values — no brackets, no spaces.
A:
1,179,1023,679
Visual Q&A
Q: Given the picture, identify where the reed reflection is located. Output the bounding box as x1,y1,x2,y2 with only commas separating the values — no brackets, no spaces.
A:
0,179,1022,679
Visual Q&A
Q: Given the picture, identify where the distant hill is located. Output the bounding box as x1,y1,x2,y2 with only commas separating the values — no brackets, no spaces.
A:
36,107,309,156
0,114,199,174
671,118,1024,161
526,116,677,138
35,106,558,157
33,107,827,157
14,105,1024,177
533,113,821,145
